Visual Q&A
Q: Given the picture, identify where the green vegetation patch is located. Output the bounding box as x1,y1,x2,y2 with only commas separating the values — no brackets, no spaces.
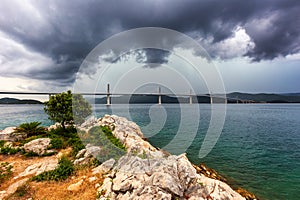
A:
14,121,46,137
0,141,21,155
0,162,13,183
22,150,56,158
101,125,126,150
46,126,85,156
84,126,126,162
87,126,126,151
31,156,74,181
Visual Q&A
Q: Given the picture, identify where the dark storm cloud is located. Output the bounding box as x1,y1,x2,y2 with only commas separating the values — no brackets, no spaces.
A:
141,49,170,67
245,4,300,61
0,0,300,86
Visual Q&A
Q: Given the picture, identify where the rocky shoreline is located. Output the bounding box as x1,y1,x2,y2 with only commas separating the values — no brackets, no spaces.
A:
0,115,258,200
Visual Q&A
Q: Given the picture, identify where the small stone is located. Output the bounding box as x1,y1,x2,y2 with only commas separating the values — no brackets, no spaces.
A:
88,176,97,182
75,148,87,159
56,152,64,159
7,178,29,196
0,191,6,199
3,141,13,148
67,179,83,192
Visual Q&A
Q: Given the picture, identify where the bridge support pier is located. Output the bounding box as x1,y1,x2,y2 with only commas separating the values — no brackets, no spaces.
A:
189,89,192,104
106,83,111,106
158,87,161,105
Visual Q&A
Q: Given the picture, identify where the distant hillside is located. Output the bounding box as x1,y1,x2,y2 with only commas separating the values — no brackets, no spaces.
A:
95,95,181,104
280,93,300,97
0,97,43,104
95,94,220,104
227,92,300,103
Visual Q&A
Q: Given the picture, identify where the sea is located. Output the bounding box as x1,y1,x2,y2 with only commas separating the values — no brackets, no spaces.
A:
0,104,299,200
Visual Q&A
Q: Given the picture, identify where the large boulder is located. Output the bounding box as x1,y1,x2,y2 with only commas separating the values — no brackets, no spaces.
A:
97,154,245,200
23,138,52,155
0,127,27,142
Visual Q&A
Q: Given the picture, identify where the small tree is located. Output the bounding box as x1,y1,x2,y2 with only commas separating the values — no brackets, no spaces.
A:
44,91,91,129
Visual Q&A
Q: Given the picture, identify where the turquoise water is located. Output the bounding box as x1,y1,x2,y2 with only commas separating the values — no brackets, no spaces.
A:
0,104,299,200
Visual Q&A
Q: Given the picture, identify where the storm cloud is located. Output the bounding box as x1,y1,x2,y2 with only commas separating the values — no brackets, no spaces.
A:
0,0,299,88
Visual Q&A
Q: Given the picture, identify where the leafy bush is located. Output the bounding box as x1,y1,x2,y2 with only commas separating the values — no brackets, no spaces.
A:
49,137,64,149
68,137,85,157
14,121,46,137
0,146,20,155
0,141,21,155
22,150,56,157
0,162,13,183
46,126,84,155
31,156,74,181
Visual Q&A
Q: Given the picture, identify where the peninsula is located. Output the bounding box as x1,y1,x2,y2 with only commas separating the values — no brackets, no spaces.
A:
0,115,257,200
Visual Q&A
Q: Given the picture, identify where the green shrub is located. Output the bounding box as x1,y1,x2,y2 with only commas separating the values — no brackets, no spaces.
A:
43,126,84,156
14,121,46,137
68,137,85,157
101,125,126,150
31,156,74,181
0,141,21,155
0,146,20,155
0,162,13,183
49,137,65,149
22,150,56,157
46,126,84,156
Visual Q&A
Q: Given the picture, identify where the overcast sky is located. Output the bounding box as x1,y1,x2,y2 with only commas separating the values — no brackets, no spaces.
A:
0,0,300,100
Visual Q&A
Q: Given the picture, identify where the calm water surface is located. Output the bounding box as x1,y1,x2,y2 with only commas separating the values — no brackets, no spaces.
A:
0,104,299,200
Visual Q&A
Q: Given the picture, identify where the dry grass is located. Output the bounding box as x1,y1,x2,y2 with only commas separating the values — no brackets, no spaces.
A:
28,167,103,200
1,148,103,200
0,154,57,190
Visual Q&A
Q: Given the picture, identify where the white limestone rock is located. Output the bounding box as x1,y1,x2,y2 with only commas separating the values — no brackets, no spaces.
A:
23,138,52,155
14,158,58,179
0,127,26,142
92,158,115,175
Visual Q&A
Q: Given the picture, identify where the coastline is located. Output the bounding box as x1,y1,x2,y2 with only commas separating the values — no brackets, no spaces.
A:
0,114,258,200
78,114,258,200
